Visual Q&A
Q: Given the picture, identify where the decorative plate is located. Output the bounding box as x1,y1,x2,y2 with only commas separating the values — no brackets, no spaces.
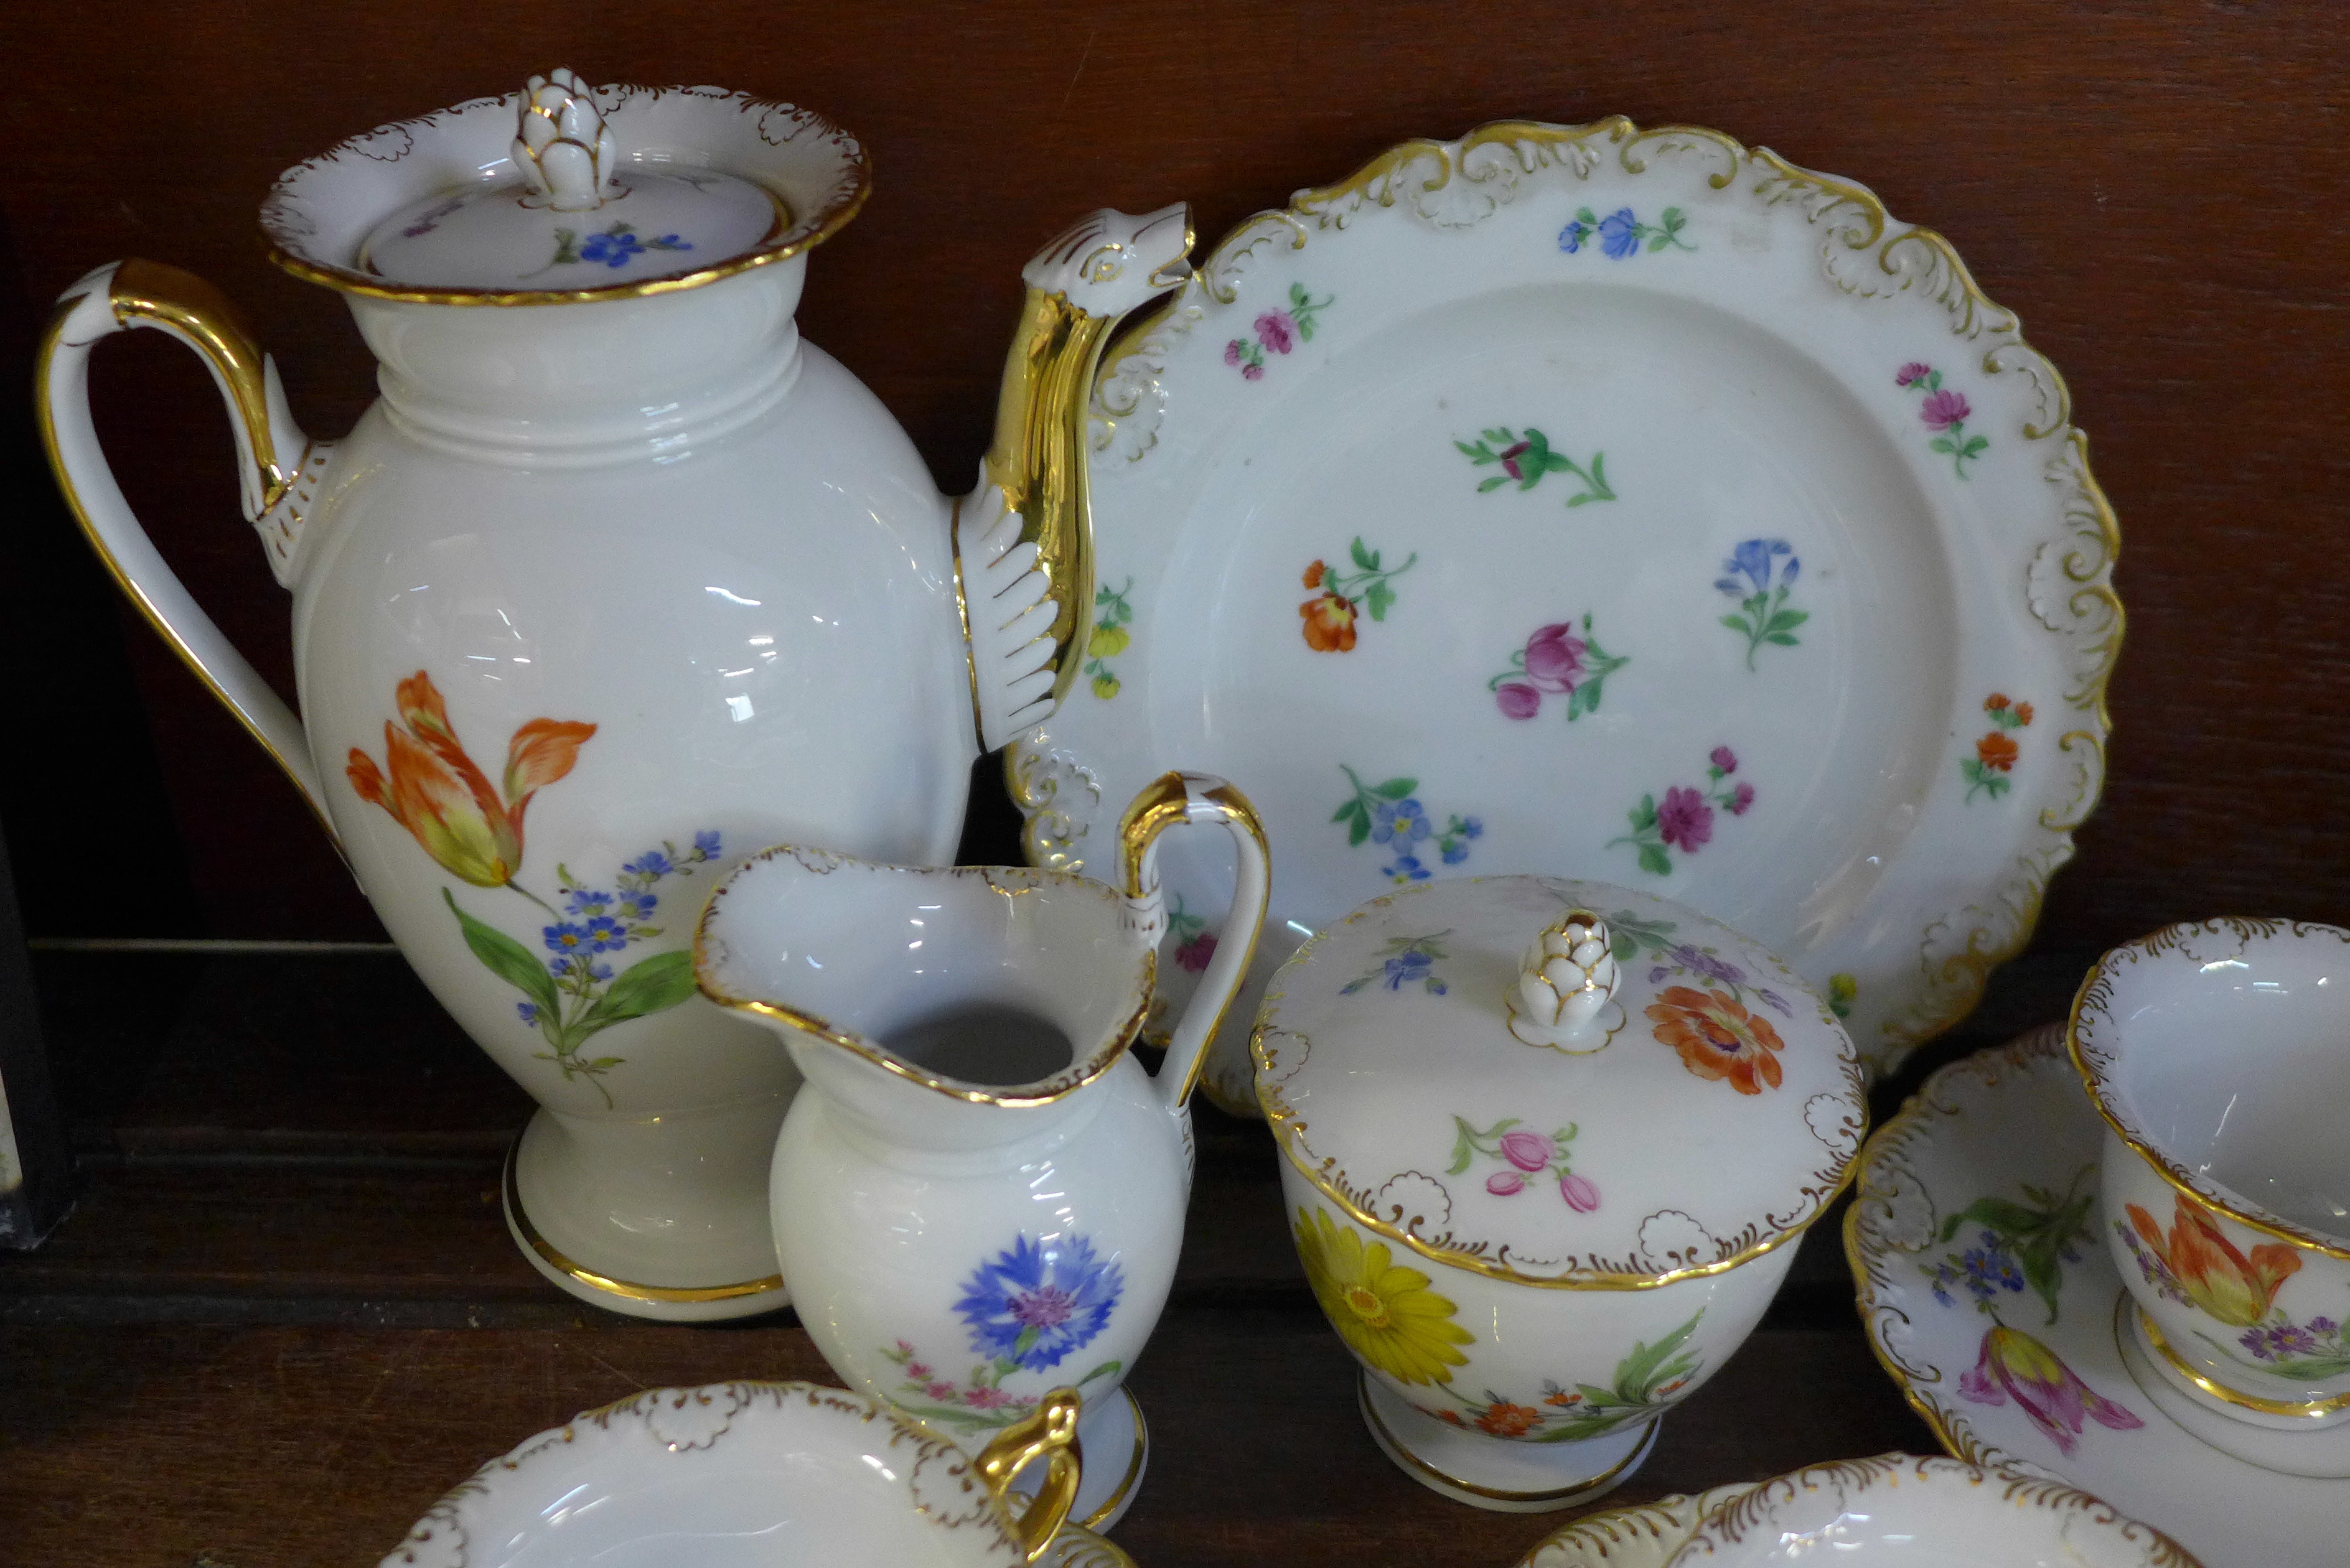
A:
378,1381,1031,1567
1847,1027,2350,1567
1675,1452,2199,1564
1007,116,2120,1101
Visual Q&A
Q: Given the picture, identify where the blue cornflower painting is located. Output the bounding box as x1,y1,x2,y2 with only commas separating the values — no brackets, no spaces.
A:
955,1233,1123,1373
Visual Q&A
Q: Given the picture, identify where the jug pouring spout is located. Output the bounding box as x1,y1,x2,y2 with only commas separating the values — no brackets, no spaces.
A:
695,770,1268,1135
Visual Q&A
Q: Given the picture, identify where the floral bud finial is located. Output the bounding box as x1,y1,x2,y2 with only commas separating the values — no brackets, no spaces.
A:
1507,909,1624,1052
513,68,618,212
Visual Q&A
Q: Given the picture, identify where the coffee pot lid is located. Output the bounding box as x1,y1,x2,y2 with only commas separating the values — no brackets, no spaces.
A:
262,70,868,303
1253,875,1866,1286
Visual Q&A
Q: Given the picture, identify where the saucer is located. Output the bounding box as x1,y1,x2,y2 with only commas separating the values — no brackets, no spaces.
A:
380,1381,1039,1567
1519,1484,1755,1566
1847,1025,2350,1566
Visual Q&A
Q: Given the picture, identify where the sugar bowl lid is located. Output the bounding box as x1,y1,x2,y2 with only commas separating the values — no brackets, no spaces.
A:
262,69,868,304
1252,875,1866,1287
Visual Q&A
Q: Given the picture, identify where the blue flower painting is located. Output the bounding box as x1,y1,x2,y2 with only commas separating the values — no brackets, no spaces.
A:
955,1233,1123,1373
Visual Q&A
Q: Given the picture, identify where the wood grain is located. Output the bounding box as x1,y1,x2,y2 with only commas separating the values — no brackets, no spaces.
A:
1,0,2344,953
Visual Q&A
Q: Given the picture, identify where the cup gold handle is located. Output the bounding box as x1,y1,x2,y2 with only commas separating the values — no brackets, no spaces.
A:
975,1386,1084,1562
1118,771,1273,1111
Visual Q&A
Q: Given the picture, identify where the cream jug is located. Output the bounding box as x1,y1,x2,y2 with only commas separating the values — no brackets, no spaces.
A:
694,772,1269,1530
33,70,1191,1318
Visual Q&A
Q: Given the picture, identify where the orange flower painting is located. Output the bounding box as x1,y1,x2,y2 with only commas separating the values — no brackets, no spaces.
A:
1299,590,1358,651
1472,1401,1542,1437
2125,1194,2301,1327
1645,985,1787,1094
1295,538,1413,652
346,671,596,887
1963,692,2033,801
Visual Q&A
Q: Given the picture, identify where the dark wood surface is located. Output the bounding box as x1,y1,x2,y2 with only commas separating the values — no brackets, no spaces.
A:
0,946,2100,1566
1,0,2347,943
2,2,2344,1563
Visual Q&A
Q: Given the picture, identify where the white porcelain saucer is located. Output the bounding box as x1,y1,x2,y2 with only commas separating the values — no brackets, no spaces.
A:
1847,1025,2350,1567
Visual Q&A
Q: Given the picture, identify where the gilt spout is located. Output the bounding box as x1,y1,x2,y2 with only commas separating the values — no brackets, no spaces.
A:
967,205,1192,730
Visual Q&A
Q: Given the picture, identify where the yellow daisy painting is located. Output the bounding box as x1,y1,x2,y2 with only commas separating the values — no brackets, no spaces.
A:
1292,1206,1474,1385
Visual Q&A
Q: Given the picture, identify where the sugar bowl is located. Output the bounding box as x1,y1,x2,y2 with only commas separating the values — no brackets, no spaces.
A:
1253,875,1866,1510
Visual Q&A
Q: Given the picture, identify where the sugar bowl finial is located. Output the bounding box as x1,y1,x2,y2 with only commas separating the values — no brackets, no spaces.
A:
513,68,619,212
1507,908,1624,1052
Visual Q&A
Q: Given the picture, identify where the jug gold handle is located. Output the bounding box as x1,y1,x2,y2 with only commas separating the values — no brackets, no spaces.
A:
1118,772,1272,1111
974,1385,1084,1561
34,259,335,834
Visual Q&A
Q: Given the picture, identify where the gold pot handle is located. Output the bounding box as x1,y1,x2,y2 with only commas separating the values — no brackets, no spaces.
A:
1118,772,1271,1111
975,1386,1084,1562
34,259,334,833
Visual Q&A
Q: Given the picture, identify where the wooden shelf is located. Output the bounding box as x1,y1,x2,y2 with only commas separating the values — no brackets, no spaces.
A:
0,948,2094,1566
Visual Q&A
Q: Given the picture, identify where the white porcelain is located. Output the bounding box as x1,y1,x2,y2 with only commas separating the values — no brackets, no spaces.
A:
1847,1025,2350,1567
378,1379,1083,1567
695,773,1270,1532
1667,1453,2199,1566
1520,1486,1756,1567
1008,116,2121,1107
2069,920,2350,1438
36,74,1187,1317
1255,875,1865,1510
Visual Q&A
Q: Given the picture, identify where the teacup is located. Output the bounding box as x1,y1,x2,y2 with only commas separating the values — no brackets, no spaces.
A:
378,1380,1081,1567
2071,918,2350,1454
1665,1453,2200,1566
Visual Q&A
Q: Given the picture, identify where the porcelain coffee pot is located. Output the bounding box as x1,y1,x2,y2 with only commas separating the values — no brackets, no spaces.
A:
34,70,1190,1320
694,772,1270,1531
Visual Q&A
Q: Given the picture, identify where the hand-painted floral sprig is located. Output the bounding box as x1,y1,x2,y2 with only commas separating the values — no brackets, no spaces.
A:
347,671,711,1108
2118,1193,2350,1382
1961,692,2032,801
1896,362,1988,478
1332,766,1482,882
1341,931,1454,997
1558,205,1692,258
1082,576,1134,699
1412,1311,1705,1443
878,1232,1125,1433
1608,747,1753,876
1715,538,1807,671
1448,1116,1598,1210
1456,427,1615,508
1164,892,1216,973
1490,614,1628,721
1225,282,1332,380
1299,539,1417,652
1922,1164,2144,1456
545,220,693,271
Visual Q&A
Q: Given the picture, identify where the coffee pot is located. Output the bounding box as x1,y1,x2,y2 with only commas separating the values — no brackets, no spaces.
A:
34,70,1189,1318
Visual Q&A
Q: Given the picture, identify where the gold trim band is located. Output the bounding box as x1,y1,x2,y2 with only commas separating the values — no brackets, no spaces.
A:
503,1144,785,1305
1357,1371,1657,1503
2130,1299,2350,1419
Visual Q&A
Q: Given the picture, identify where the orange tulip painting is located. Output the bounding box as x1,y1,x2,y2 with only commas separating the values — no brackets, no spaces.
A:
347,671,717,1108
346,672,595,889
2122,1193,2301,1328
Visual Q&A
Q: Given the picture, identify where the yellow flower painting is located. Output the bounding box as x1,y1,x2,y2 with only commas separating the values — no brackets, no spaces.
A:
1292,1206,1472,1386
